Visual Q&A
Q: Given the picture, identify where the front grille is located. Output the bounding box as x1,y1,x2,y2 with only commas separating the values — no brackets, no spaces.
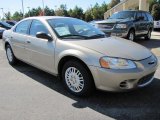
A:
138,72,155,85
98,23,115,29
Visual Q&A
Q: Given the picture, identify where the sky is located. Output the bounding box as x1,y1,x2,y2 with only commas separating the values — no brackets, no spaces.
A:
0,0,111,18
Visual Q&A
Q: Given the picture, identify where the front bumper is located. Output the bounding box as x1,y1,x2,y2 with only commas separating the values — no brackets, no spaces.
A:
89,56,158,92
100,28,128,38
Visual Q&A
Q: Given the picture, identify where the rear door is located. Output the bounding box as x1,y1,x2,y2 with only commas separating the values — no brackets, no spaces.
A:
11,20,32,61
141,12,149,34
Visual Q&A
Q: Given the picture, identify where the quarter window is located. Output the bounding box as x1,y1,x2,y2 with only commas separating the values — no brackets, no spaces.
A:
146,13,153,21
29,20,49,37
15,20,31,34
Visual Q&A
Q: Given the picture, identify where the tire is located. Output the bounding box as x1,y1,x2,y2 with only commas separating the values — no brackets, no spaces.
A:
5,44,18,65
127,29,135,41
145,29,152,40
62,60,95,97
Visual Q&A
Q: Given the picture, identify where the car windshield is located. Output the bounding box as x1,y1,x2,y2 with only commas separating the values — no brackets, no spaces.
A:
0,21,13,28
48,18,105,39
109,11,135,20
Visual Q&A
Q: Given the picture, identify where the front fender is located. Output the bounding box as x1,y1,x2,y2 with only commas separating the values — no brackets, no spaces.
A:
55,49,95,73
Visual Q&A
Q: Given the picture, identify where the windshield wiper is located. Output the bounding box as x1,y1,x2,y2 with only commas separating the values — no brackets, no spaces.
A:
59,34,88,39
88,34,105,39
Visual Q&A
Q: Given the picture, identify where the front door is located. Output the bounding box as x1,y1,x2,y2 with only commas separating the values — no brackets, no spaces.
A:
26,20,55,73
135,12,143,36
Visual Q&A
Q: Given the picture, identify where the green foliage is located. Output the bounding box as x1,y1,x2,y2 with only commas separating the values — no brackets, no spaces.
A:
68,6,84,19
9,0,160,22
148,0,158,12
4,12,11,20
108,0,120,9
84,9,93,22
44,6,55,16
12,11,23,21
55,4,68,16
151,3,160,20
85,2,108,21
10,1,109,21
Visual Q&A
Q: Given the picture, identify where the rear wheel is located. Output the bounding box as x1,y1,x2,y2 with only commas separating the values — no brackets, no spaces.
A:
145,29,152,40
5,44,18,65
62,60,95,97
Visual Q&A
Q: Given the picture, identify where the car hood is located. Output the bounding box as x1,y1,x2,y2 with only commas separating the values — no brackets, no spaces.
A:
68,37,152,61
95,18,131,24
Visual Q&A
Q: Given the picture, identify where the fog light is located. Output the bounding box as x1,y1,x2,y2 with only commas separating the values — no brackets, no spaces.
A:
119,79,136,89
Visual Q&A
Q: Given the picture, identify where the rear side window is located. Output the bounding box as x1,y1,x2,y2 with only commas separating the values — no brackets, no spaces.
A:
146,13,153,21
15,20,31,34
29,20,49,37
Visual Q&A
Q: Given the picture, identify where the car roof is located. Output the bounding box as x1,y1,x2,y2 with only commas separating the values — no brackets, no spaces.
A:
117,10,150,13
23,16,72,21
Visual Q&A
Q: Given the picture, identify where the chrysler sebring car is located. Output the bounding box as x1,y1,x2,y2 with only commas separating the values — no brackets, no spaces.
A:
2,16,158,96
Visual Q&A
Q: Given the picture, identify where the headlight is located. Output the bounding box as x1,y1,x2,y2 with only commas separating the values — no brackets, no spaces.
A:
99,57,136,69
116,24,127,29
94,24,99,28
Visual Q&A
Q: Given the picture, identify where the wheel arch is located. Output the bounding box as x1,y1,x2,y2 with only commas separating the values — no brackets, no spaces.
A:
57,55,95,85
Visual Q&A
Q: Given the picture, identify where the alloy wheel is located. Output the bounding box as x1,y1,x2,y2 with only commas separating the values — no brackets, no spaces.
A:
65,67,84,93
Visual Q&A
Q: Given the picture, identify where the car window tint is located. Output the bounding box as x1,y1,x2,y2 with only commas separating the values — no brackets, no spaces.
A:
142,13,148,21
146,13,153,21
15,20,31,34
30,20,49,37
136,12,142,19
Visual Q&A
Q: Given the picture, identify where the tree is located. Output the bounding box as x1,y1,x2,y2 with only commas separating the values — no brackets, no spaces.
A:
5,12,11,20
91,3,104,20
68,6,84,19
45,6,55,16
101,1,108,13
55,4,68,16
148,0,158,12
151,3,160,20
108,0,120,9
12,11,23,21
84,9,93,22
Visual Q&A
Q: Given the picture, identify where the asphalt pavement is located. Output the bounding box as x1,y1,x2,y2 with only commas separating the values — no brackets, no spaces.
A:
0,32,160,120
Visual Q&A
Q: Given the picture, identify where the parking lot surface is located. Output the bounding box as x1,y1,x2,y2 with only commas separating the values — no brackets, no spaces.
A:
0,32,160,120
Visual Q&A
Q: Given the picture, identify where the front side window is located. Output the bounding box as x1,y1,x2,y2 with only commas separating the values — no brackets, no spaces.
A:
29,20,49,37
136,12,142,19
109,11,135,20
15,20,31,34
142,13,148,21
48,18,105,39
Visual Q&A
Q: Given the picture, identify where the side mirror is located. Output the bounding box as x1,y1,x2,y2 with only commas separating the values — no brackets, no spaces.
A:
36,32,52,41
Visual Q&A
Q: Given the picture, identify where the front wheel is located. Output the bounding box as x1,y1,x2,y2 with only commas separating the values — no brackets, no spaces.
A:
62,60,95,97
145,29,152,40
6,44,18,65
127,29,135,41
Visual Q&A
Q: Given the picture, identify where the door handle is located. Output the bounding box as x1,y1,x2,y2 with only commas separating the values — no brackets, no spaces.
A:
26,41,31,44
